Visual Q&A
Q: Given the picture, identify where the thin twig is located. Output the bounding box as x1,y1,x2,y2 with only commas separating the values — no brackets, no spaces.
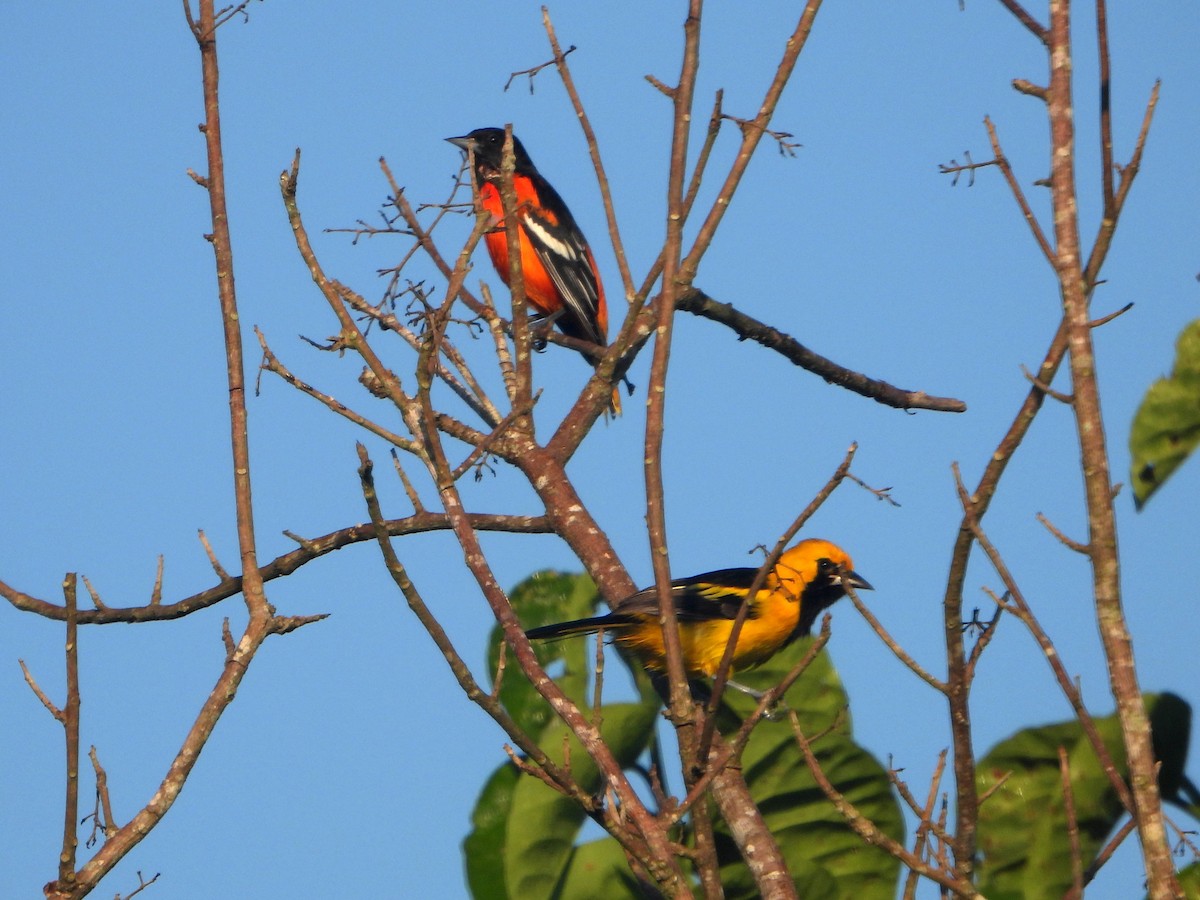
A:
901,749,949,899
1020,363,1074,404
791,716,982,897
541,10,634,301
149,555,165,606
1084,816,1136,885
1059,746,1085,899
955,467,1133,812
503,44,576,94
996,0,1048,44
846,586,945,692
1036,511,1090,554
88,746,118,842
81,576,108,611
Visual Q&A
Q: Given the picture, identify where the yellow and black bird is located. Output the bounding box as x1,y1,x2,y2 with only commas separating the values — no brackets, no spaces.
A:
525,539,871,681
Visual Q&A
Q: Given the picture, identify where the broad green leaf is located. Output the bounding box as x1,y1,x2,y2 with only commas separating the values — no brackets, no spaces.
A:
470,575,901,899
469,570,648,899
463,761,522,900
491,571,599,737
557,837,646,899
1130,318,1200,508
1166,861,1200,899
977,693,1192,900
714,639,904,900
505,702,660,900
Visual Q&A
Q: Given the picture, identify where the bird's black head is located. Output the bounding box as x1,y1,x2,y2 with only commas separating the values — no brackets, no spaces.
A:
446,127,535,180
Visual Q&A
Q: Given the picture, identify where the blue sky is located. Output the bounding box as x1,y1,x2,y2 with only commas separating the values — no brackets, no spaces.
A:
2,2,1198,897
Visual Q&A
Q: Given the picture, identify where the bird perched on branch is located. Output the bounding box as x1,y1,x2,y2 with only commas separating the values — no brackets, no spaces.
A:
525,539,871,683
446,127,621,414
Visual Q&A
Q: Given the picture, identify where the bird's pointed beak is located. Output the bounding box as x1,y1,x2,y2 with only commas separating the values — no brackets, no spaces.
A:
843,570,873,592
446,135,474,152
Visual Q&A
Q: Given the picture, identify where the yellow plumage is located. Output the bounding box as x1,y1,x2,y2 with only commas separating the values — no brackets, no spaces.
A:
525,539,871,679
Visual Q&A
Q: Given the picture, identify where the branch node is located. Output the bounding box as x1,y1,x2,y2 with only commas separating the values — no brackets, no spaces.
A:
1020,364,1074,404
282,530,320,552
504,45,576,93
19,658,64,721
269,613,331,636
1012,78,1048,100
197,529,231,581
81,575,108,611
150,554,164,606
1036,512,1090,555
1089,302,1133,329
938,149,998,187
644,73,676,97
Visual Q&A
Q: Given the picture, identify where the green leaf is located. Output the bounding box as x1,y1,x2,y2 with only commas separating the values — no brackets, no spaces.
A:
1130,318,1200,508
976,693,1193,900
491,571,599,737
463,762,522,900
470,574,902,899
556,838,646,898
504,701,660,900
714,639,904,900
469,568,662,899
1165,861,1200,899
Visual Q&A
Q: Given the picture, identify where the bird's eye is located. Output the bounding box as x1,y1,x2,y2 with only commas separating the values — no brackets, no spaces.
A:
817,558,835,575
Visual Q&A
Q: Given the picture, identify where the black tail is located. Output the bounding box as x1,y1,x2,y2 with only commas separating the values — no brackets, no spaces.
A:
525,613,639,642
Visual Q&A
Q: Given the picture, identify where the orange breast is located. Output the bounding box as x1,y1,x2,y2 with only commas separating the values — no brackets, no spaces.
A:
479,184,562,318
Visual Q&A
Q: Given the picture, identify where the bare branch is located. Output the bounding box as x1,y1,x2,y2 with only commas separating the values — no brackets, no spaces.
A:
1019,363,1075,404
118,870,161,900
20,658,63,721
984,118,1056,264
503,44,576,94
678,287,966,413
955,467,1133,813
938,150,999,187
1059,746,1085,899
1012,78,1048,100
87,746,118,844
995,0,1048,44
196,529,229,580
1036,511,1090,554
81,576,107,611
791,716,983,897
149,555,165,606
846,585,945,693
59,575,81,886
540,10,634,300
1083,817,1137,886
3,511,552,625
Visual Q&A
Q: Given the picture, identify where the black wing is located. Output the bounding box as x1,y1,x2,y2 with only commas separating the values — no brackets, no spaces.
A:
613,567,761,622
519,175,606,347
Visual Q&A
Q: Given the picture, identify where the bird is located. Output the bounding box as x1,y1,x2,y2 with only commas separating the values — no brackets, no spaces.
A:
524,539,871,684
446,127,621,414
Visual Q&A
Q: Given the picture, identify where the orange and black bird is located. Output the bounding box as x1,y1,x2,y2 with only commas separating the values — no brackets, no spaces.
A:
525,539,872,683
446,127,620,413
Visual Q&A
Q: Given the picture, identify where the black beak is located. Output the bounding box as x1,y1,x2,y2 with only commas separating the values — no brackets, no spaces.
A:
843,570,873,592
446,135,474,152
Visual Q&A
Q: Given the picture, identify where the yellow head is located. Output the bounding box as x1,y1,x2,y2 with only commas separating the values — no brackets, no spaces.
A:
771,539,871,636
